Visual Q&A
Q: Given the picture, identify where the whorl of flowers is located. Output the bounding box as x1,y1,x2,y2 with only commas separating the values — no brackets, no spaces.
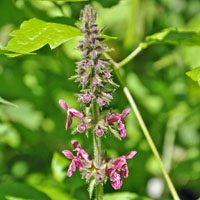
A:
59,5,137,192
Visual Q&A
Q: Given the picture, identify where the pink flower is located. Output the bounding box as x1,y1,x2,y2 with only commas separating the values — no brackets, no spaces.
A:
107,108,131,138
62,140,90,177
106,151,137,190
71,140,90,161
59,100,84,130
62,150,83,177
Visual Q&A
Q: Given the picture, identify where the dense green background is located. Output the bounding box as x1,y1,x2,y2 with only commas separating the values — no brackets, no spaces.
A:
0,0,200,199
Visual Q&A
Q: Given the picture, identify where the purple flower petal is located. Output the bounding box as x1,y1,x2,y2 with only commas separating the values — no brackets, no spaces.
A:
62,150,74,159
121,108,131,118
65,113,72,130
118,120,126,138
67,162,74,177
126,151,137,159
110,171,123,190
107,113,121,124
69,108,84,118
59,100,68,110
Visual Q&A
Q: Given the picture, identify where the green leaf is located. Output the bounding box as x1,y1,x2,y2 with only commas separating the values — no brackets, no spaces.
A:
0,97,17,107
51,152,69,182
2,100,43,130
0,183,51,200
6,18,82,54
141,28,200,49
4,18,116,57
108,126,122,141
88,179,96,199
104,192,152,200
186,66,200,86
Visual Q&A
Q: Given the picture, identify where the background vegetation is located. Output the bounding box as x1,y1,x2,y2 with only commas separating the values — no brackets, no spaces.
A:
0,0,200,199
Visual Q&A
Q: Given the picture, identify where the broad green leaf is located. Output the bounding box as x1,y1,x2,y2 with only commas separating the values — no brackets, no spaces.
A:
186,66,200,86
104,192,152,200
4,18,116,57
0,48,34,57
0,183,51,200
6,18,82,54
141,28,200,49
0,97,17,107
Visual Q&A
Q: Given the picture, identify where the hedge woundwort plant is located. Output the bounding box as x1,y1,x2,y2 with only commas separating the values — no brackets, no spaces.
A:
59,5,136,199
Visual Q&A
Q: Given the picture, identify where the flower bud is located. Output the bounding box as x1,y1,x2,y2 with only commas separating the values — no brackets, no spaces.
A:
83,94,92,103
78,123,86,132
96,126,103,136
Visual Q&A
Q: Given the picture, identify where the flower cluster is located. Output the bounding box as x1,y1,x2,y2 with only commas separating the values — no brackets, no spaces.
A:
59,5,137,193
62,140,136,190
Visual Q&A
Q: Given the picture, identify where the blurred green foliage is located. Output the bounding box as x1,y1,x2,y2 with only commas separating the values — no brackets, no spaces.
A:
0,0,200,200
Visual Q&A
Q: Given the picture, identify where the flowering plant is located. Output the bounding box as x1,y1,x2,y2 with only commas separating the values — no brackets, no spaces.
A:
59,5,136,199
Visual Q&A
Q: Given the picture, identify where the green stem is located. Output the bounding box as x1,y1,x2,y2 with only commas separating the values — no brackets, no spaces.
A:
123,87,180,200
103,52,180,200
162,121,176,173
92,100,103,200
117,45,142,69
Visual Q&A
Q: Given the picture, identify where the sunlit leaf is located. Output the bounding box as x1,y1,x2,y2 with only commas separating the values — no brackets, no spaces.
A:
26,173,71,200
0,183,50,200
51,152,69,182
104,192,152,200
2,100,43,130
4,18,116,57
6,18,82,54
141,28,200,48
186,66,200,86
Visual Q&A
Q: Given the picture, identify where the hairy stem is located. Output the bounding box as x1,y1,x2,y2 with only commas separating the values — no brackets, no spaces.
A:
92,100,103,200
103,52,180,200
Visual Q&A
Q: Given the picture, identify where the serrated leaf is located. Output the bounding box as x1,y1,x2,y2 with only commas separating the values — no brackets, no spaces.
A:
6,18,82,55
0,97,17,107
104,192,152,200
0,183,50,200
4,18,116,57
186,66,200,86
141,28,200,49
88,179,96,199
